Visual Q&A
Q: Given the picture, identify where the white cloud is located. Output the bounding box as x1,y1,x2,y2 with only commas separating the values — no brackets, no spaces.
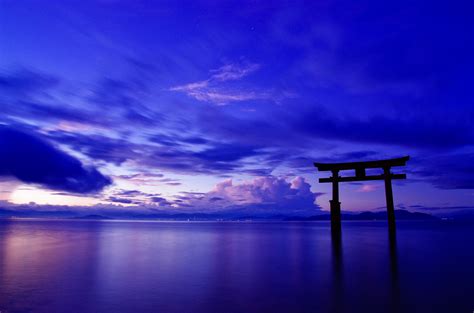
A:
210,63,260,81
170,62,277,105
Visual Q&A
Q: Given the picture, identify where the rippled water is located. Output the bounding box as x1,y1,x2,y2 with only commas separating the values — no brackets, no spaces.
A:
0,219,473,313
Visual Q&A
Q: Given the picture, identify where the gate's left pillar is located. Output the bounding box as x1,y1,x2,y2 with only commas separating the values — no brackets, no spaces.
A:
330,170,341,231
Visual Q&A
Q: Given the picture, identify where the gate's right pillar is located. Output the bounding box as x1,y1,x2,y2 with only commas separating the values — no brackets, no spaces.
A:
384,167,396,231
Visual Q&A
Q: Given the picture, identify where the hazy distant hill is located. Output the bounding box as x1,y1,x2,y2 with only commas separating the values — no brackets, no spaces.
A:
285,210,438,221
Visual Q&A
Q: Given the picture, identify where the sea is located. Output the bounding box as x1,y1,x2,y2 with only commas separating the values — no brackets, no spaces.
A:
0,219,473,313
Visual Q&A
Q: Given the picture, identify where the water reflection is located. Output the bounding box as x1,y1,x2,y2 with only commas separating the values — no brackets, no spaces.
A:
1,220,474,313
330,226,343,313
388,227,400,313
0,220,107,312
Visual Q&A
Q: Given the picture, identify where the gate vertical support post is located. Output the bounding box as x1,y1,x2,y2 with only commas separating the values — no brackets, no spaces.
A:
330,169,341,230
384,167,396,231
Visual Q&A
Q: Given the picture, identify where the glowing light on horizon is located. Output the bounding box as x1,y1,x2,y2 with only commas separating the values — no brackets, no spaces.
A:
10,185,97,206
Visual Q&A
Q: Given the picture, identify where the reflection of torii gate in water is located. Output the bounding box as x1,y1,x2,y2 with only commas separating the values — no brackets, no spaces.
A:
314,156,409,230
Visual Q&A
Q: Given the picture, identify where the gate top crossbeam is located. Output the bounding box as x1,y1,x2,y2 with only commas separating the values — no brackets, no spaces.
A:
314,156,409,172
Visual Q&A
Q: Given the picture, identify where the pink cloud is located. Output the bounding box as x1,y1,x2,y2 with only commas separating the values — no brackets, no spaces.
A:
180,176,321,215
357,184,379,192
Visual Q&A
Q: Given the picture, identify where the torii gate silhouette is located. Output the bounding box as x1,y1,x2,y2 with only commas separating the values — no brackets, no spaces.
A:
314,156,409,231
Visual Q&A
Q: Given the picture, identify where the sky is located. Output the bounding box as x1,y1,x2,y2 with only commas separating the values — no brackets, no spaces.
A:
0,0,473,217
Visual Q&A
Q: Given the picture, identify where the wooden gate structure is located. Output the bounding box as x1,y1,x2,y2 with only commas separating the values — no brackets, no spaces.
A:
314,156,409,230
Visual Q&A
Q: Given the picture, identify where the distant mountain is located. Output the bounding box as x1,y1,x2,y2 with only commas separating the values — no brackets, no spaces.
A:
285,210,438,221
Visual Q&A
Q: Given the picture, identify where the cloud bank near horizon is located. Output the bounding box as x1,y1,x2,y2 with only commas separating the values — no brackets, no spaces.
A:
0,175,322,218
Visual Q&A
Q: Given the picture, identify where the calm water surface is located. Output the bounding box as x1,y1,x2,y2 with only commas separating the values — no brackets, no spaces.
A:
0,219,473,313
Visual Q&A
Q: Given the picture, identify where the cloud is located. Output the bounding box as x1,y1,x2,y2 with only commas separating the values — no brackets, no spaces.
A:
0,69,103,127
174,88,268,105
90,176,321,216
114,189,149,197
210,63,261,82
357,184,379,193
0,68,58,96
47,130,267,175
102,188,168,206
182,176,321,215
46,131,137,166
0,82,96,130
114,174,179,187
150,196,172,206
84,176,321,216
170,62,273,105
108,196,135,204
0,126,111,193
412,153,474,189
0,66,162,131
294,106,474,150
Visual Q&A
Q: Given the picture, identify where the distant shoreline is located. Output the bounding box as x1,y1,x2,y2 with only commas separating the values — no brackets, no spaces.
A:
0,209,453,222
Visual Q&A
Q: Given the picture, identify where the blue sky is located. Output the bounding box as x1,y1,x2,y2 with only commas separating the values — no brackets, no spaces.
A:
0,0,473,217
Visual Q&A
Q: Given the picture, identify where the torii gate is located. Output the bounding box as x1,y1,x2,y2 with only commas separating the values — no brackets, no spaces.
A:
314,156,409,230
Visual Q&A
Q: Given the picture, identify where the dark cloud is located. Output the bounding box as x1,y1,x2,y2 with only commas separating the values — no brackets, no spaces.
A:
0,69,107,127
412,153,474,189
108,197,135,204
0,126,111,193
192,143,261,162
117,173,164,180
165,182,182,186
0,68,58,96
148,133,183,147
47,130,270,175
114,189,151,197
294,107,474,150
102,189,171,206
180,137,209,145
0,67,162,130
307,151,381,164
209,197,224,202
150,196,167,202
47,131,137,166
150,196,172,206
88,76,162,126
148,134,209,147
